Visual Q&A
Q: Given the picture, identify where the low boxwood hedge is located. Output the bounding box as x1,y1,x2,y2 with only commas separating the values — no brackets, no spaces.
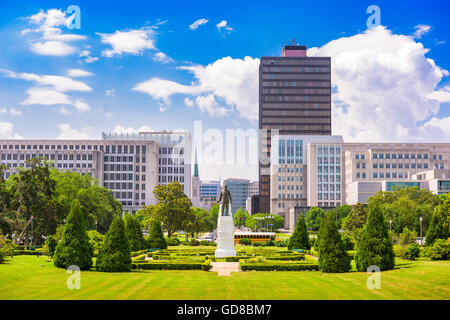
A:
239,260,318,271
13,250,42,256
131,260,211,271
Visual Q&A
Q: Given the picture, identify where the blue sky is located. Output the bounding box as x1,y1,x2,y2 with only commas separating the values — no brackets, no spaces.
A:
0,0,449,180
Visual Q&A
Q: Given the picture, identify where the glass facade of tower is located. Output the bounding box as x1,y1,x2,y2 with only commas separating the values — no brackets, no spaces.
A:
259,45,332,200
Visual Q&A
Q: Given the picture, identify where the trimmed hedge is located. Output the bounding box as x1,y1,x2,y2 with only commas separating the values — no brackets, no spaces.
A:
239,260,318,271
132,254,146,262
131,249,148,257
13,250,42,256
131,260,211,271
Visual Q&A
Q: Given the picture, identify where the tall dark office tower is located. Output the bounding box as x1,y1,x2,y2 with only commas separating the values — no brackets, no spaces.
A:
258,44,331,202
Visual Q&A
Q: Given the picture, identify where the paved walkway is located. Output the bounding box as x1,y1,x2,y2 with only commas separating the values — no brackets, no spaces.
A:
210,262,240,276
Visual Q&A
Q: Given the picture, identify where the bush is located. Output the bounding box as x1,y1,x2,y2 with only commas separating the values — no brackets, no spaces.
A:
124,213,146,251
0,235,14,263
96,215,131,272
288,215,310,250
393,244,407,258
261,240,276,247
399,227,417,245
341,234,355,251
425,211,446,246
200,240,212,246
189,239,200,246
238,238,252,246
147,221,167,249
167,237,181,246
132,254,146,262
355,206,395,272
252,242,262,247
403,243,421,260
275,239,288,247
317,214,351,273
239,260,318,271
53,200,93,270
44,235,58,257
131,260,211,271
87,230,104,252
130,249,147,257
423,239,450,260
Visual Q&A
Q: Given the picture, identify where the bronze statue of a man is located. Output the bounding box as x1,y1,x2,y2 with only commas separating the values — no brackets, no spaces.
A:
218,185,232,216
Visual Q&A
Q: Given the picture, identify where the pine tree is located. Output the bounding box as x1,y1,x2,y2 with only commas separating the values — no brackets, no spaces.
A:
355,206,395,271
53,200,93,270
96,215,131,272
124,213,146,251
148,220,167,249
426,210,446,246
288,215,310,250
317,214,351,273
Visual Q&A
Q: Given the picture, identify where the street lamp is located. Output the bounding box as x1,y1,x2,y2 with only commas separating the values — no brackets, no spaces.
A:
419,216,423,246
389,219,392,232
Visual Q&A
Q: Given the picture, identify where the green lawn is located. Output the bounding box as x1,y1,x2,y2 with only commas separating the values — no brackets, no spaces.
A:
0,256,449,300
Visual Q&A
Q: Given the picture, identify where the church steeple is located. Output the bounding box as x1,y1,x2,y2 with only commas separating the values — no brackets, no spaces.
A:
193,147,199,178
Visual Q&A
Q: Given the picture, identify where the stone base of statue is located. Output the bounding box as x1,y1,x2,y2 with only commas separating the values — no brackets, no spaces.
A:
215,215,236,258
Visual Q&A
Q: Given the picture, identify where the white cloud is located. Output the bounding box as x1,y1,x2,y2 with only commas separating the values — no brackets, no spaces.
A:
216,20,233,32
133,56,259,119
153,52,173,63
195,94,230,117
307,26,450,142
105,88,116,96
30,41,76,56
184,97,194,107
73,100,91,112
189,19,209,30
0,122,22,139
427,86,450,103
113,125,154,135
413,24,431,39
57,124,90,139
0,108,22,116
22,88,73,105
98,28,156,57
67,69,93,77
80,50,99,63
23,9,86,56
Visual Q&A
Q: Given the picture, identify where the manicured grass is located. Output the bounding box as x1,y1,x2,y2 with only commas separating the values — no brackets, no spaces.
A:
0,255,449,300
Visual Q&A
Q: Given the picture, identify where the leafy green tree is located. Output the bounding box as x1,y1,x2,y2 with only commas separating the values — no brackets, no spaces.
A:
342,203,368,245
96,215,131,272
355,206,395,272
44,234,58,257
147,220,167,249
150,182,192,237
436,194,450,237
317,214,351,273
53,199,93,270
341,233,355,250
0,235,14,263
183,207,212,240
233,207,250,227
425,210,447,246
124,213,146,251
209,204,220,229
399,227,417,245
0,166,13,236
288,215,310,250
87,230,104,252
247,214,284,231
305,207,325,231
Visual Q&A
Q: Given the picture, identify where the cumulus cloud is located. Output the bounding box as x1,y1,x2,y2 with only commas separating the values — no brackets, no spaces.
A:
216,20,233,33
22,9,86,56
0,108,22,116
67,69,93,77
308,26,450,142
153,52,174,63
195,94,230,117
98,27,156,57
133,56,259,119
413,24,431,39
184,97,194,107
189,19,209,30
0,122,23,139
80,50,99,64
57,124,91,139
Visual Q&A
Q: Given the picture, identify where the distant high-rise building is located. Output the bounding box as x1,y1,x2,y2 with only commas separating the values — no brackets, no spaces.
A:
224,178,249,214
258,43,331,204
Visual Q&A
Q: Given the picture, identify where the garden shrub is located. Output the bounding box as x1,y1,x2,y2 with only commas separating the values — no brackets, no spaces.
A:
0,235,14,263
130,249,147,257
393,244,406,258
124,213,146,251
200,240,212,246
132,254,146,262
355,206,395,272
317,214,351,273
53,200,93,270
189,239,200,246
399,227,417,245
275,239,288,247
131,260,211,271
167,237,180,246
341,234,355,251
252,242,262,247
238,238,252,245
423,239,450,260
425,211,447,246
403,243,421,260
239,259,318,271
44,235,58,257
288,215,310,250
96,215,131,272
147,221,167,250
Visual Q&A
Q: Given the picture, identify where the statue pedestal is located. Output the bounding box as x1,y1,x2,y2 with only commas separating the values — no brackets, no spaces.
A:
215,215,236,258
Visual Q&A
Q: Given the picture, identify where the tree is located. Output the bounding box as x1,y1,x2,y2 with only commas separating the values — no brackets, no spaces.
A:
87,230,104,252
0,235,14,263
150,182,192,237
209,204,220,229
124,213,146,251
425,210,447,246
0,166,13,236
96,215,131,272
305,207,325,231
233,207,250,227
399,227,417,245
355,206,395,272
403,243,421,260
342,203,368,245
436,194,450,237
183,207,212,240
247,214,284,232
147,220,167,249
44,235,58,257
317,214,351,273
288,215,310,250
53,199,93,270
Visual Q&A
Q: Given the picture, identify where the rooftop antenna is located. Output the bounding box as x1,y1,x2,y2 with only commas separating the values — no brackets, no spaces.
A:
291,38,296,45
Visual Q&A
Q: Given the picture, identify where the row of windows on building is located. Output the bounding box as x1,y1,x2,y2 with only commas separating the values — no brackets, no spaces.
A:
318,193,342,201
1,161,92,169
277,167,304,173
263,74,330,80
1,153,93,161
103,182,146,191
318,174,341,183
263,96,330,102
104,155,140,163
0,144,150,154
158,176,185,183
278,193,305,200
277,176,304,182
262,66,330,73
371,172,409,179
106,145,147,154
262,81,330,87
158,157,185,165
369,153,444,160
105,165,146,173
262,88,330,95
317,166,341,173
158,167,184,174
159,147,184,155
114,192,146,200
318,184,341,192
278,185,303,191
370,163,438,170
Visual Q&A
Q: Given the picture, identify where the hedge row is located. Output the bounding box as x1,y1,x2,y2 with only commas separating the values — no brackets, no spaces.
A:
13,250,42,256
131,260,211,271
131,249,148,257
132,254,146,262
239,261,319,271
